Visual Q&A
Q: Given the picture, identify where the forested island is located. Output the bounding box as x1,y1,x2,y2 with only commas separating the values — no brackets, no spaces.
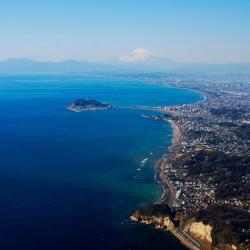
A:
67,99,112,112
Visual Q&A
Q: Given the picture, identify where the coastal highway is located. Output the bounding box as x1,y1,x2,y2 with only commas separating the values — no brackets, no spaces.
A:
157,157,176,206
158,158,201,250
171,228,200,250
123,105,201,250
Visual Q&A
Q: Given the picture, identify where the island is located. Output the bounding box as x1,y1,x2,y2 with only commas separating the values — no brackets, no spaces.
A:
67,98,112,112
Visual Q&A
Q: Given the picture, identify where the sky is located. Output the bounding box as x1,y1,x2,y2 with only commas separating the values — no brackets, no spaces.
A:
0,0,250,63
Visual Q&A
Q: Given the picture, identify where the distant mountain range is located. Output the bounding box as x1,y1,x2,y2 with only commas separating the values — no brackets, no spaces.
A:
0,57,250,75
0,58,115,74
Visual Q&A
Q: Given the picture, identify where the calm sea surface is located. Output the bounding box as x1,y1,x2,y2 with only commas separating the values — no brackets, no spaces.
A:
0,75,202,250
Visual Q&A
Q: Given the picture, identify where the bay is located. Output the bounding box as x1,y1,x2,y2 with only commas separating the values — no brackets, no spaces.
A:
0,75,202,250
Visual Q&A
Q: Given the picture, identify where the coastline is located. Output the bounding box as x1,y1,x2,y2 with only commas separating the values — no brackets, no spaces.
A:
165,118,182,149
156,81,207,105
133,85,208,250
152,86,209,249
154,117,182,207
139,117,201,250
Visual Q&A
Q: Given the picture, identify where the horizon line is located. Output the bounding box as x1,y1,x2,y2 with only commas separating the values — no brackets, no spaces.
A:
1,57,250,65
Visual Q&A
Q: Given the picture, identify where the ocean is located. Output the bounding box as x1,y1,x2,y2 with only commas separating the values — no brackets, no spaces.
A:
0,75,202,250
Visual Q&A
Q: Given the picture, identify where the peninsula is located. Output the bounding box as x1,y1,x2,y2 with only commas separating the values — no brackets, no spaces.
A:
67,99,112,112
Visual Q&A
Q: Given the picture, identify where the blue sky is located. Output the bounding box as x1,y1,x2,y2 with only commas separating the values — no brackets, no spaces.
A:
0,0,250,63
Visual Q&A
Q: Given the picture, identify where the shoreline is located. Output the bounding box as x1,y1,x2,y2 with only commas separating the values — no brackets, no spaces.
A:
135,86,208,250
158,81,207,105
165,118,182,149
143,117,200,250
154,118,181,207
151,87,208,249
156,84,208,202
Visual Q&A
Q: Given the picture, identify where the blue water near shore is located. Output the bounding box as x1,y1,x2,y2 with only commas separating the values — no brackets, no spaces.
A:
0,75,202,250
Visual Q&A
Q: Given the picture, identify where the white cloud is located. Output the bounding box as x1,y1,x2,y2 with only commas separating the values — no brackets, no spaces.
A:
120,48,152,62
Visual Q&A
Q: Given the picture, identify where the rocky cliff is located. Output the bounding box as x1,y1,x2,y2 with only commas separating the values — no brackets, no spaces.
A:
131,212,214,250
186,221,213,250
130,203,248,250
130,213,175,230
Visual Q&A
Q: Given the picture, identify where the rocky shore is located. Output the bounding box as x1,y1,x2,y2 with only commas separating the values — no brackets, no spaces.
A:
130,204,211,250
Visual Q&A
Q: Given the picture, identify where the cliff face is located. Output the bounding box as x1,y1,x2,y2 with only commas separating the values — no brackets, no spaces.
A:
130,208,243,250
131,210,213,250
130,214,175,230
189,222,212,244
187,221,213,250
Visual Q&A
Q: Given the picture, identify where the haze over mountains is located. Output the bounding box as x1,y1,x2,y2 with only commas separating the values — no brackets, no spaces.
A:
0,57,250,75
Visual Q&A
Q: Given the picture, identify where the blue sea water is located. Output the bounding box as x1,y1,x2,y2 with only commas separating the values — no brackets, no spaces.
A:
0,75,202,250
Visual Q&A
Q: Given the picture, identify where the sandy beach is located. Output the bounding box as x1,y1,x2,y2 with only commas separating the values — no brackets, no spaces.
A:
165,118,182,148
154,118,182,205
